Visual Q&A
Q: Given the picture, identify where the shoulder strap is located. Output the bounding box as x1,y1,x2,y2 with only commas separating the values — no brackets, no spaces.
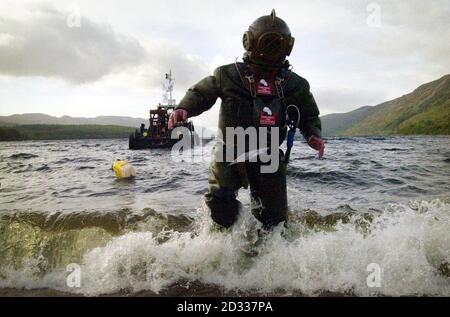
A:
235,61,256,98
274,77,285,101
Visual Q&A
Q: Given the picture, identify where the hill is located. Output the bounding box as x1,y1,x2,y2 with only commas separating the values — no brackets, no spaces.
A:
0,124,135,141
0,114,147,127
321,74,450,136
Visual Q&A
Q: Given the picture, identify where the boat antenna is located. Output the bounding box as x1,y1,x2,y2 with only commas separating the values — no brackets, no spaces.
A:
165,70,175,106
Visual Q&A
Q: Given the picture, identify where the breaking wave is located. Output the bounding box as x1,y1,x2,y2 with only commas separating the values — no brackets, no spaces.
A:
0,199,449,296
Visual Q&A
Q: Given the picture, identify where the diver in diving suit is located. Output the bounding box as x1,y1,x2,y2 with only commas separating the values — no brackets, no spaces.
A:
168,10,325,230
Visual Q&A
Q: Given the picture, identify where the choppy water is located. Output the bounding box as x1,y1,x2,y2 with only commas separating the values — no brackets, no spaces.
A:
0,136,449,296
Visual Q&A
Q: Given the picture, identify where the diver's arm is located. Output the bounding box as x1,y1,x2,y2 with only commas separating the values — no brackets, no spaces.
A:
175,68,221,117
292,78,324,158
169,69,221,129
294,79,322,139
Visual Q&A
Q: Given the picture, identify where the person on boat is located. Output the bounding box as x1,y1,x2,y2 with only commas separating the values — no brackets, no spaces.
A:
168,10,324,229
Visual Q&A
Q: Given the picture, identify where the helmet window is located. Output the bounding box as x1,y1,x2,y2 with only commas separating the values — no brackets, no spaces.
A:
257,32,285,57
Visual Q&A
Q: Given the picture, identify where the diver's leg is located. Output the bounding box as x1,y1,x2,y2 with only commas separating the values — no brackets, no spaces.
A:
247,157,288,229
204,160,242,228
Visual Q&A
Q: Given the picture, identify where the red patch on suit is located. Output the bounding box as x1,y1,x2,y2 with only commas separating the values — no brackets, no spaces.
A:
260,112,277,126
257,79,272,95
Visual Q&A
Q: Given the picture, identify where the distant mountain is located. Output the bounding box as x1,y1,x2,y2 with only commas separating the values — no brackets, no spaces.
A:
0,124,135,141
321,74,450,136
0,113,147,127
3,74,448,137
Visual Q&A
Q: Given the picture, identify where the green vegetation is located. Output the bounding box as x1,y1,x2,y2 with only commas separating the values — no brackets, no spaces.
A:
2,75,448,140
0,124,135,141
321,74,450,136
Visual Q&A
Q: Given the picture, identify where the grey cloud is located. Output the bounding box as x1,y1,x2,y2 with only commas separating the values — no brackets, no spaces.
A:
0,5,147,83
141,43,211,91
0,4,211,88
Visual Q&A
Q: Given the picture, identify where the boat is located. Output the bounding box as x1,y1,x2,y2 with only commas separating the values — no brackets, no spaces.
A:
129,71,195,150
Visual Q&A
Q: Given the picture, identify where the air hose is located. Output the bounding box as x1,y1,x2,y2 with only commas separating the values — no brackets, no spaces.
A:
285,105,300,163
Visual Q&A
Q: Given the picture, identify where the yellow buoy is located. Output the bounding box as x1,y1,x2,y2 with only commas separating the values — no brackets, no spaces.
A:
112,159,136,179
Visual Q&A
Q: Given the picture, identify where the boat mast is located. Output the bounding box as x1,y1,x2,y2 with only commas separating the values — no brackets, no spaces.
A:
165,70,175,106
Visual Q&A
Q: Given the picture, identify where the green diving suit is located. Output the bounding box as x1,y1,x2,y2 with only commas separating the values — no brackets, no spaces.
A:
176,62,322,229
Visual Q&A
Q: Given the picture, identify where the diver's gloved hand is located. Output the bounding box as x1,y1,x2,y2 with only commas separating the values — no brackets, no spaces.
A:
168,109,188,130
307,135,325,159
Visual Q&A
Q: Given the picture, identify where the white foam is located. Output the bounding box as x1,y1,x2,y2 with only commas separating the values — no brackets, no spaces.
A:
1,200,449,296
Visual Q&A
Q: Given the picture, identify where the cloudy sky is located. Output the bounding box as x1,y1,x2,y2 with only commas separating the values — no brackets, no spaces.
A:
0,0,449,128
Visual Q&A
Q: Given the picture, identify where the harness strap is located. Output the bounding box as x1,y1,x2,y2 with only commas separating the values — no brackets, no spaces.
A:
234,61,297,166
274,77,285,101
245,74,257,98
235,60,256,98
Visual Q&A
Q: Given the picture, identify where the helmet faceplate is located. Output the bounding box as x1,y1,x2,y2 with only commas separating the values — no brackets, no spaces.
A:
243,10,295,66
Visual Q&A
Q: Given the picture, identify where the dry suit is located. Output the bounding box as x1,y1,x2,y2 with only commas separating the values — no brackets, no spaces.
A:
176,62,322,229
